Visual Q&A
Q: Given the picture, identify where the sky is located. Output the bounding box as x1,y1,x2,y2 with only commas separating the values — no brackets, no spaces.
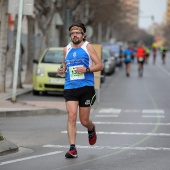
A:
138,0,167,29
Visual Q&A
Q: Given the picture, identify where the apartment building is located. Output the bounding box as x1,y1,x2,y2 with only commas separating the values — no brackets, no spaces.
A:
120,0,139,27
164,0,170,24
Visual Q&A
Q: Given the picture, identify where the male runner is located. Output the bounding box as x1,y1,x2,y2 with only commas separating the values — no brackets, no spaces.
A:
58,23,103,158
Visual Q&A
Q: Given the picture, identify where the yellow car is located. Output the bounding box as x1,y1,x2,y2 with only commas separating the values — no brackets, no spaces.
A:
33,47,65,95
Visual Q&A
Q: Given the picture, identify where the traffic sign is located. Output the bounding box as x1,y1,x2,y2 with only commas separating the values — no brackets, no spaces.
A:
8,0,34,16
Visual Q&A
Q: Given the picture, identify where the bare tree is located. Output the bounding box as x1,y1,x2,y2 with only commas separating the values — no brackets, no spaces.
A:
0,0,8,92
24,15,34,84
34,0,58,57
23,0,58,84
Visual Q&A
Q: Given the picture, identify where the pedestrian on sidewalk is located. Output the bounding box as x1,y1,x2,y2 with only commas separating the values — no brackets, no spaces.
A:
58,22,103,158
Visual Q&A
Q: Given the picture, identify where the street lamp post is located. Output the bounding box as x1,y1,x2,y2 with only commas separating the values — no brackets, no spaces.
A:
8,0,34,102
12,0,23,102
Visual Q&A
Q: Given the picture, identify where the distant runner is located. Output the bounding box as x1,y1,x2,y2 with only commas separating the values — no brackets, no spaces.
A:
136,43,146,77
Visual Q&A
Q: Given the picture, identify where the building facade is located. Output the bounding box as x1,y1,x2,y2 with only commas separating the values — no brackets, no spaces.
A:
120,0,139,27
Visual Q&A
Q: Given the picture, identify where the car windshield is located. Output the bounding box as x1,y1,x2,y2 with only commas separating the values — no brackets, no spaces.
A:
42,49,63,64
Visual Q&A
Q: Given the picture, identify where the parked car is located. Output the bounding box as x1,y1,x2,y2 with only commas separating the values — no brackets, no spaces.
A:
33,47,65,95
102,48,116,75
115,53,123,68
102,42,123,68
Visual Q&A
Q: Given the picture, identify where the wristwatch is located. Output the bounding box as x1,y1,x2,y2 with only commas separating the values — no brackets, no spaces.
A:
86,67,90,73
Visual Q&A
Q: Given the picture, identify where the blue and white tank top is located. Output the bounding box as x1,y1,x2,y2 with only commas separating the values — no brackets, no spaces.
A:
64,41,94,89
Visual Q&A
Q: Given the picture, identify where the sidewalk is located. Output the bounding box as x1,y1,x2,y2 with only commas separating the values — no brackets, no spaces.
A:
0,84,67,115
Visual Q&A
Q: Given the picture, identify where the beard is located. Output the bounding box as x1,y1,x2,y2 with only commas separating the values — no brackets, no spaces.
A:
72,38,83,45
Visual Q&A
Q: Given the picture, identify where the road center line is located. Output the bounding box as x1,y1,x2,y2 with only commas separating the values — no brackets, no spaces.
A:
157,65,170,77
0,151,63,166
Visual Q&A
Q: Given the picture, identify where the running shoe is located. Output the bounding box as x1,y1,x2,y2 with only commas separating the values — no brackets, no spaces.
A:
65,148,78,158
88,124,97,145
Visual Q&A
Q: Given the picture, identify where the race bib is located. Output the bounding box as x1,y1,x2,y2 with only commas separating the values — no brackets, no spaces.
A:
69,65,85,80
139,58,144,62
127,55,131,59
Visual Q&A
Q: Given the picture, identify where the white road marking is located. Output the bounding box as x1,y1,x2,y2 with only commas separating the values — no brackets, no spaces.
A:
95,115,118,117
0,151,63,166
43,145,170,151
61,131,170,137
123,110,141,113
99,108,121,113
142,115,165,118
142,109,165,118
142,110,165,114
157,65,170,77
97,108,165,115
76,121,170,126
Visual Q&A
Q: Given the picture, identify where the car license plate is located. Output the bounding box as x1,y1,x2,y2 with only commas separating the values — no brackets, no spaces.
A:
105,65,110,69
49,79,64,84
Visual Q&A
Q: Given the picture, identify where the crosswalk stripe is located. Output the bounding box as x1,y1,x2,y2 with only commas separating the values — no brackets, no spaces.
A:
142,110,165,114
96,108,166,118
97,108,165,114
61,131,170,137
43,145,170,151
99,108,121,113
95,115,118,117
76,121,170,125
142,115,165,118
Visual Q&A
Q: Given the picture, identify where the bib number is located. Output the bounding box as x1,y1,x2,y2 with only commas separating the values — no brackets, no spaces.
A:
69,65,85,80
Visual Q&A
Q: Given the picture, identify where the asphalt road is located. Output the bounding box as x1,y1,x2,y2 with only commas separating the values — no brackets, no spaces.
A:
1,54,170,170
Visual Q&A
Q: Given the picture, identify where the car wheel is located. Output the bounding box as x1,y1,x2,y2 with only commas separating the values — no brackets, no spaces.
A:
33,90,39,95
101,73,106,83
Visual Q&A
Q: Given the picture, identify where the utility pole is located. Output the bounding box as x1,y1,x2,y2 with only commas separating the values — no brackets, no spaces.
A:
11,0,23,102
8,0,34,102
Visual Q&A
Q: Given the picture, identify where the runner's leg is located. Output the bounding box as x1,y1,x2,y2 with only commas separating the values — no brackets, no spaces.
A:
79,106,93,130
66,101,79,145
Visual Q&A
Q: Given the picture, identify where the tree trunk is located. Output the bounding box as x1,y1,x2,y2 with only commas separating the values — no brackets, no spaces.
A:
24,16,34,84
0,0,8,92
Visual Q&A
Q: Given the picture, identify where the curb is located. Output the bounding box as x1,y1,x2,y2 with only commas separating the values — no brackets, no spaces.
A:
0,140,19,156
0,108,67,117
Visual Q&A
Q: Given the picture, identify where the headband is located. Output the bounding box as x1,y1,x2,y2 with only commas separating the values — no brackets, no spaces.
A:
69,23,86,33
70,26,84,33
